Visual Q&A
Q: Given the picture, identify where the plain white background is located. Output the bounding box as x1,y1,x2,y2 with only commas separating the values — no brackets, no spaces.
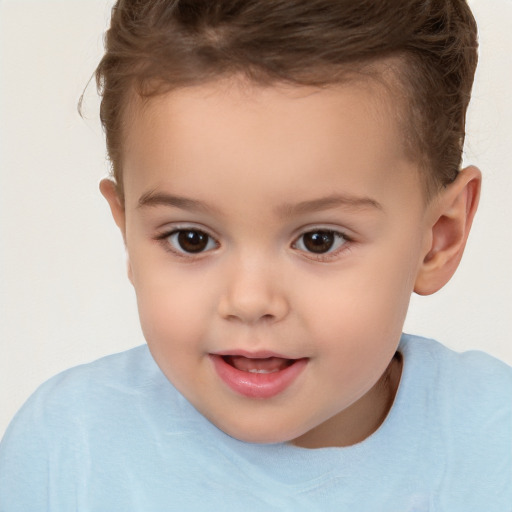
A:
1,0,511,436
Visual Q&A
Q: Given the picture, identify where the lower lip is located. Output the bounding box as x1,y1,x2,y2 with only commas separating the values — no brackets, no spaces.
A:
209,355,308,399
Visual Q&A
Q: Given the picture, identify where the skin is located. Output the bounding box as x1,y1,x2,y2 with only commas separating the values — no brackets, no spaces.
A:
101,77,480,449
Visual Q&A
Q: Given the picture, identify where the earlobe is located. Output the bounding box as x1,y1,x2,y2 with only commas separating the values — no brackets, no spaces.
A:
414,166,481,296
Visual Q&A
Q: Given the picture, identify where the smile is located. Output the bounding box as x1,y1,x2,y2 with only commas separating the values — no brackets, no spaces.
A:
209,353,308,399
223,355,295,373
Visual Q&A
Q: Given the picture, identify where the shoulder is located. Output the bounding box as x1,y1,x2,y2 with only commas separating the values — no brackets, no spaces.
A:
0,345,181,509
21,345,158,412
0,345,170,447
46,343,157,388
399,333,512,422
399,333,512,400
398,334,512,507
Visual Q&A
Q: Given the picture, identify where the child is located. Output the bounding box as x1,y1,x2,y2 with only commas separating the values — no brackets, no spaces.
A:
1,0,511,510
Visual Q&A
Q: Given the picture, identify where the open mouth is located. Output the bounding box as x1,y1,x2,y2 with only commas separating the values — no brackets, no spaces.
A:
210,353,308,399
221,355,296,374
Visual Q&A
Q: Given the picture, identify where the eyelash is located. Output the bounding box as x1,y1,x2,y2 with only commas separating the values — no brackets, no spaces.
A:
292,229,351,262
155,227,219,258
154,227,352,262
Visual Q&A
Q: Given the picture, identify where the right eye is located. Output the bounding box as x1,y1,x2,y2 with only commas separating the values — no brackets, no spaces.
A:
163,229,218,255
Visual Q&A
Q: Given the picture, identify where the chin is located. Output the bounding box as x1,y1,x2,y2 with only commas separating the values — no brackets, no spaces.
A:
228,429,293,445
212,416,304,445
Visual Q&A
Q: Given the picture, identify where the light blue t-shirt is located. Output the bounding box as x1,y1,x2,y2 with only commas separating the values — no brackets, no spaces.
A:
1,334,511,511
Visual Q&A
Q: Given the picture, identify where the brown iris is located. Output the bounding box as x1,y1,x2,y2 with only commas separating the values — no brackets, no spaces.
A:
177,230,210,253
302,231,335,253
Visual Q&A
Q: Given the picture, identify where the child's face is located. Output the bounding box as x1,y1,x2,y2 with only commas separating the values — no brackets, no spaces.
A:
108,78,436,448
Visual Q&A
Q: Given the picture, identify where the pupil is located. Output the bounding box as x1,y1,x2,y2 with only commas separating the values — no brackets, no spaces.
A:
178,230,208,253
303,231,334,253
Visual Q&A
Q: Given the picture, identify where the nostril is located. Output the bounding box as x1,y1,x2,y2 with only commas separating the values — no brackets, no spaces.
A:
216,286,289,324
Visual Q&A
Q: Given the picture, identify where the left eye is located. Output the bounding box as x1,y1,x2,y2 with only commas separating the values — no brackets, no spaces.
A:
166,229,217,254
293,230,347,254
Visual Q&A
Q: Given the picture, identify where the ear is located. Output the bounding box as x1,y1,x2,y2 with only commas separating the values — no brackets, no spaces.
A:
100,178,126,238
100,178,133,283
414,166,481,296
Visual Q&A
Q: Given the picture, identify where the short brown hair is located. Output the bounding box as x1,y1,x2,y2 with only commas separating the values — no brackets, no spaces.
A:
94,0,478,201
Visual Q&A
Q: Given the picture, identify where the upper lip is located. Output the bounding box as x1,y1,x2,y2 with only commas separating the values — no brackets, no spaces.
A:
210,349,299,359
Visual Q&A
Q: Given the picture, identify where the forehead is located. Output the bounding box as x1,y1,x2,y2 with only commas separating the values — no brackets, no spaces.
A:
123,70,406,149
121,77,422,210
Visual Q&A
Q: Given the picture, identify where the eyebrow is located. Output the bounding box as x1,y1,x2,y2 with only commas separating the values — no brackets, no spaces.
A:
137,190,383,216
275,194,383,217
138,190,221,214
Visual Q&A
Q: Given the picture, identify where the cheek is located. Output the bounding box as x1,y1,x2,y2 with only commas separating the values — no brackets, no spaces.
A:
133,278,213,392
301,245,419,350
302,257,414,404
129,253,215,351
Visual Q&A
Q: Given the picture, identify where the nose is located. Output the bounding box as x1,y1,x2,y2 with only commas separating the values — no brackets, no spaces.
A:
217,256,289,324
